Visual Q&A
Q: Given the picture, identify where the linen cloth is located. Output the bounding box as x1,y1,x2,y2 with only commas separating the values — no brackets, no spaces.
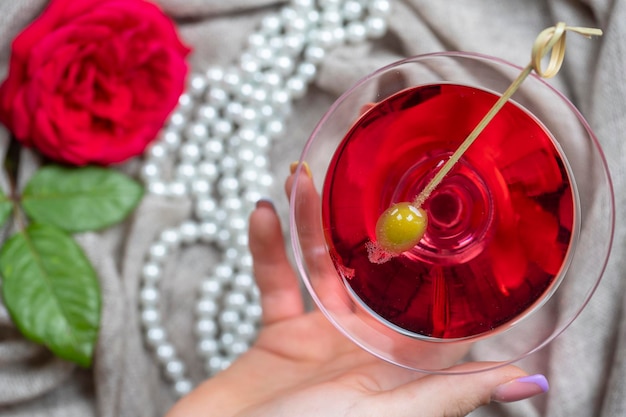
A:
0,0,624,416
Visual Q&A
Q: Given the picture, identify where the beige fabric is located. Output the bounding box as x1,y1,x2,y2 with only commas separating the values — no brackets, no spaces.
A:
0,0,624,416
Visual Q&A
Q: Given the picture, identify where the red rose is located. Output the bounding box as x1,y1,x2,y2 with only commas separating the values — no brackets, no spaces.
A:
0,0,190,165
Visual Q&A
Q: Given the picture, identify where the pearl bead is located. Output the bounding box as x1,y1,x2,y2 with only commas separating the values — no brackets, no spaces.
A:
203,139,224,160
343,1,364,20
228,215,247,234
287,76,307,99
255,46,274,64
207,87,228,106
219,309,240,328
262,71,282,88
162,130,182,149
140,163,160,181
226,341,250,357
243,189,263,205
148,181,167,195
199,221,218,241
283,33,306,54
197,162,219,181
275,55,295,76
235,232,251,250
206,356,227,374
234,273,254,290
146,327,167,347
190,179,211,195
304,45,325,64
149,242,168,262
195,318,218,337
196,198,217,219
239,253,253,269
141,308,161,327
201,279,223,297
167,181,187,197
215,264,234,281
196,104,218,123
205,67,224,83
225,291,248,309
297,62,317,81
178,93,194,113
312,28,336,48
261,15,282,34
216,229,233,248
236,322,257,341
333,26,346,44
185,123,208,142
213,208,228,223
165,360,186,380
307,10,320,25
220,332,236,347
189,74,208,96
142,263,162,284
174,380,193,397
240,106,259,124
160,229,181,247
251,88,268,104
195,298,219,316
236,146,255,164
245,304,263,322
179,221,200,243
140,287,160,307
168,112,186,130
219,155,239,174
197,338,219,357
240,168,259,187
319,0,341,8
218,176,240,196
156,343,175,363
321,9,342,26
180,143,201,162
237,82,255,100
149,143,167,160
369,0,391,16
222,71,241,90
224,247,242,264
366,16,387,38
286,17,308,33
346,22,367,43
293,0,314,9
222,196,243,212
214,119,233,138
248,33,265,48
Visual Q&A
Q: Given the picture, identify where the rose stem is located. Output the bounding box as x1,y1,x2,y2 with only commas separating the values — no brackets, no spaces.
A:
411,23,603,209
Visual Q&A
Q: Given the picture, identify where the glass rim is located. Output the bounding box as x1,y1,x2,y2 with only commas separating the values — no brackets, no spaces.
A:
289,50,616,374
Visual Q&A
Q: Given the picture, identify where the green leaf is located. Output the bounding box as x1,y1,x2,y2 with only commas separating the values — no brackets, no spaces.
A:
0,223,101,367
21,165,144,232
0,188,12,227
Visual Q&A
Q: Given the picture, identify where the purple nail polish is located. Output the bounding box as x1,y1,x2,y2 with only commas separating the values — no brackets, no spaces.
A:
492,374,549,403
255,198,276,211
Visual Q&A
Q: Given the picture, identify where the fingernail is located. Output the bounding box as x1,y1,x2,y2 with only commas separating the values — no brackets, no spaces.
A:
491,374,549,403
255,198,276,212
289,161,312,178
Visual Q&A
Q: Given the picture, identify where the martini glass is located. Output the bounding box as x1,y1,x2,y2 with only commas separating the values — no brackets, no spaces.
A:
289,52,614,373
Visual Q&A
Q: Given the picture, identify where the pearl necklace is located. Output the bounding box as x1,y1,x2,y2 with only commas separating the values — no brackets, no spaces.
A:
138,0,390,397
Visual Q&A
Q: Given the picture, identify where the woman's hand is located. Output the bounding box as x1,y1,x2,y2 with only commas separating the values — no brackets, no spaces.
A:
165,170,548,417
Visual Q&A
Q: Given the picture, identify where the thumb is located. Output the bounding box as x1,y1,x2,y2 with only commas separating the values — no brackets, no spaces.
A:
379,363,548,417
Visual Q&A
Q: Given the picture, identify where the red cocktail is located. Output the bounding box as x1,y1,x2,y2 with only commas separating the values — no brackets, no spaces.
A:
323,83,574,339
290,52,613,373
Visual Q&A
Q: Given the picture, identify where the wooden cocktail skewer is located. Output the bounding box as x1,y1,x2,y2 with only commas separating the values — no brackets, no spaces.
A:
372,23,603,260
